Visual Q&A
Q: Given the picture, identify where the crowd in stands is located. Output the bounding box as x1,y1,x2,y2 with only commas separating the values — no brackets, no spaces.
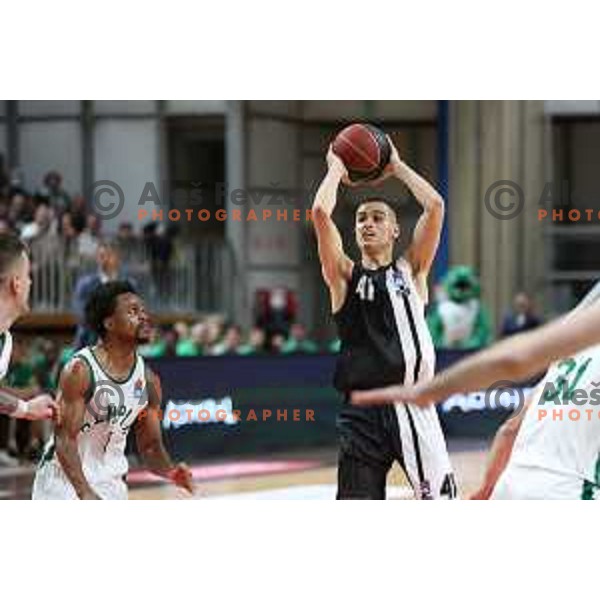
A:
138,319,330,358
0,159,180,310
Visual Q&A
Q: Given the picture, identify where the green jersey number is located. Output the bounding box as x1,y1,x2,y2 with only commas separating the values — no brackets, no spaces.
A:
542,357,592,403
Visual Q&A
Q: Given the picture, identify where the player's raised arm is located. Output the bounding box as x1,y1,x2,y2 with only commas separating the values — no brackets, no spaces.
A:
388,142,445,280
54,359,100,500
312,146,354,312
353,300,600,408
135,368,193,494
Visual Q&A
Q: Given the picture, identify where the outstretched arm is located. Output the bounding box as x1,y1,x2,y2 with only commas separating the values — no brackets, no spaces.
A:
135,368,193,494
312,146,354,313
352,300,600,408
54,359,100,499
0,386,56,421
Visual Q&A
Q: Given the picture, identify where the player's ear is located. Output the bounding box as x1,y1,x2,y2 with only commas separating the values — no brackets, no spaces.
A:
8,273,20,298
104,315,115,333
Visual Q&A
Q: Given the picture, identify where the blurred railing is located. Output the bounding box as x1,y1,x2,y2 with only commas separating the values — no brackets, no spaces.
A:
28,235,235,315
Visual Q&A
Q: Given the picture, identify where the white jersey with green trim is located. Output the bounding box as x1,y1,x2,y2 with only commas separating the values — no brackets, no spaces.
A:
493,343,600,500
0,330,13,380
32,346,148,500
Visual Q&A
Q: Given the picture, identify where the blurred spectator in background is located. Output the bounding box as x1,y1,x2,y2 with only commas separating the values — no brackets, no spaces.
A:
31,339,61,394
501,292,543,338
36,170,70,219
255,287,297,340
61,211,84,269
211,324,242,356
77,213,101,264
116,222,137,277
270,333,286,355
204,316,225,354
69,194,88,225
427,265,493,349
72,240,133,348
281,323,318,355
20,203,57,243
140,327,179,358
177,321,206,357
139,326,166,358
0,219,11,235
162,328,179,358
328,337,341,353
238,326,267,356
6,168,29,199
173,321,189,344
143,222,176,302
21,204,61,308
8,193,34,233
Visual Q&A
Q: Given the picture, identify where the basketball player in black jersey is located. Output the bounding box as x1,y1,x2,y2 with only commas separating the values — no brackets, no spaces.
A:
312,139,456,499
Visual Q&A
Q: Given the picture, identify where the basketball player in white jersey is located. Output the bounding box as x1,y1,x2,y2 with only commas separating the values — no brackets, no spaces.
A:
33,281,193,499
313,140,455,499
352,284,600,499
0,233,56,420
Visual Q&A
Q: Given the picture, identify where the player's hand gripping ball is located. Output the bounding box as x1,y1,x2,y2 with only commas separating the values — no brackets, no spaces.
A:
332,123,391,183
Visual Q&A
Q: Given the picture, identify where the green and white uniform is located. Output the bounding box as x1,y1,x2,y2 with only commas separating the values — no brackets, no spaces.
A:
0,331,13,380
32,346,148,500
493,344,600,500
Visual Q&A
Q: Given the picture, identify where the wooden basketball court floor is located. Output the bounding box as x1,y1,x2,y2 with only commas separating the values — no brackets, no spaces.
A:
0,440,488,500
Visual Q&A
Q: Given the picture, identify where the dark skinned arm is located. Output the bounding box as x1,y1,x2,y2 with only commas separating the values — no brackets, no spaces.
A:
135,368,194,493
54,359,100,499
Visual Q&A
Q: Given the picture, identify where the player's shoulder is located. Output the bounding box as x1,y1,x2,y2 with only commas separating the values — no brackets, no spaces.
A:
59,353,95,398
397,255,429,304
62,353,93,380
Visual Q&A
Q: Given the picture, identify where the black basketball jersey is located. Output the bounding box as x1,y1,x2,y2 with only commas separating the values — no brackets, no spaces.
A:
333,258,436,392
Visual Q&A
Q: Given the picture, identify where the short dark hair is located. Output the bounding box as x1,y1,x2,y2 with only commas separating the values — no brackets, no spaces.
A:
97,238,120,254
85,280,136,338
356,197,399,221
0,233,28,279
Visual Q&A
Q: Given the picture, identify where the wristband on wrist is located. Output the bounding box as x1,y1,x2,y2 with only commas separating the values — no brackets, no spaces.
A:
13,399,29,418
